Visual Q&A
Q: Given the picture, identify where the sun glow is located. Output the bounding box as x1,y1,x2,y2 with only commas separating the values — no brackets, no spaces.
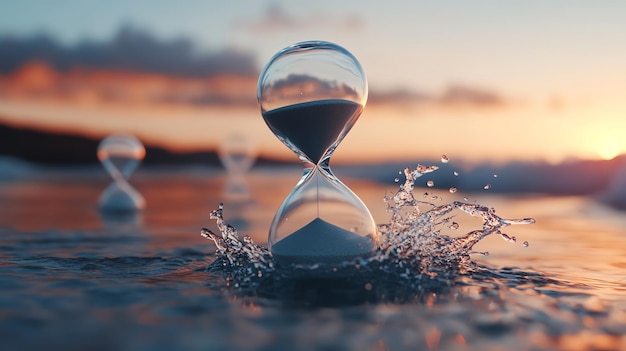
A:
597,138,624,160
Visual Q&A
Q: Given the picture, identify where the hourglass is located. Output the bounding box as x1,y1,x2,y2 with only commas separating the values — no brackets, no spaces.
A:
258,41,378,264
218,134,256,201
98,134,146,212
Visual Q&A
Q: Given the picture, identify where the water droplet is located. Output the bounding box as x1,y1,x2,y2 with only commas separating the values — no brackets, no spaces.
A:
483,184,491,190
453,171,459,176
423,192,429,198
441,155,449,163
427,180,434,187
463,197,469,201
449,187,457,193
449,222,459,230
523,241,529,247
493,174,498,178
394,177,400,183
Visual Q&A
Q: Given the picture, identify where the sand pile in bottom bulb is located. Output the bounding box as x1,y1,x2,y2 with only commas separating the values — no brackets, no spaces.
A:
271,218,376,264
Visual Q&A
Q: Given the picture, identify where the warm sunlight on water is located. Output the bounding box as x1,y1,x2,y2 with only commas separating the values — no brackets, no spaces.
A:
2,2,626,349
1,166,625,350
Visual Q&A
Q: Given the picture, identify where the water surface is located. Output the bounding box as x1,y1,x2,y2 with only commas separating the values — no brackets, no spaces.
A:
1,165,625,350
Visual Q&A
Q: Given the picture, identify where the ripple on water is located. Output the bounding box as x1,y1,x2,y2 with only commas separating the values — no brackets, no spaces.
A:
196,165,626,350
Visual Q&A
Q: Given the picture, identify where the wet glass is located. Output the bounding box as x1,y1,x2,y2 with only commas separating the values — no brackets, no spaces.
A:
257,41,378,264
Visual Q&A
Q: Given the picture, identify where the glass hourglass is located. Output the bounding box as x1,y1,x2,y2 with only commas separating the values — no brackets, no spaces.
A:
218,134,256,201
98,134,146,212
258,41,378,265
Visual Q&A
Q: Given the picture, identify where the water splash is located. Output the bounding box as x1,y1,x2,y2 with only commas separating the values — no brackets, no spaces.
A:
201,206,275,285
378,165,533,272
201,164,535,291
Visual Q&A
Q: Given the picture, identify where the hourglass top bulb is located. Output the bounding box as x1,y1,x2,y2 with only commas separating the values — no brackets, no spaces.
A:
98,134,145,178
258,41,368,164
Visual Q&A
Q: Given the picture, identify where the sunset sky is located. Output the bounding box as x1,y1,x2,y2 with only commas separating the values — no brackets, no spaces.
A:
1,0,625,164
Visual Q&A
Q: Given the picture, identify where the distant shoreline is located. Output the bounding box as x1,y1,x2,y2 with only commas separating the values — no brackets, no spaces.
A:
0,121,291,167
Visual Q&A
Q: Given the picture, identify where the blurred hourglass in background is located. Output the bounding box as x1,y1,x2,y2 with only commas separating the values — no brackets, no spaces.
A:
98,134,146,213
218,134,256,201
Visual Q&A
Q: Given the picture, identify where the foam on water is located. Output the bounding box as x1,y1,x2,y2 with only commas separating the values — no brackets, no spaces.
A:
201,164,535,297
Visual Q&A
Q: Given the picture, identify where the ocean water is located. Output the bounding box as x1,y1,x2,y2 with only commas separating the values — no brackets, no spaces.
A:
1,163,625,351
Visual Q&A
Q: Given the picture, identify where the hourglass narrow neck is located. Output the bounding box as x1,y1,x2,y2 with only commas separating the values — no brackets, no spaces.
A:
301,155,331,172
102,161,125,182
100,158,140,191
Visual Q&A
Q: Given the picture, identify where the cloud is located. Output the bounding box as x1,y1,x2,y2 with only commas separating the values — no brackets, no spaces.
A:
439,85,504,107
367,88,430,105
0,25,509,109
0,25,258,78
268,73,357,96
237,4,363,33
368,85,507,108
260,73,361,110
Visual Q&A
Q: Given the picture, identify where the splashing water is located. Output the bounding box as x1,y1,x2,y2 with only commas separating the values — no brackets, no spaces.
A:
200,164,535,299
378,165,533,270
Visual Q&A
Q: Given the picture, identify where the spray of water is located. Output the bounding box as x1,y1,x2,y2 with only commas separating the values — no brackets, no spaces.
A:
201,164,535,288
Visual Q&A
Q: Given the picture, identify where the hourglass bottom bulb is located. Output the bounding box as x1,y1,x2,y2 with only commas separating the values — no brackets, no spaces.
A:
270,218,377,265
99,183,145,213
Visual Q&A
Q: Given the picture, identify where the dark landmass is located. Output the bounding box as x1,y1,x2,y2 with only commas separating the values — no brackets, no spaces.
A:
0,122,288,167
